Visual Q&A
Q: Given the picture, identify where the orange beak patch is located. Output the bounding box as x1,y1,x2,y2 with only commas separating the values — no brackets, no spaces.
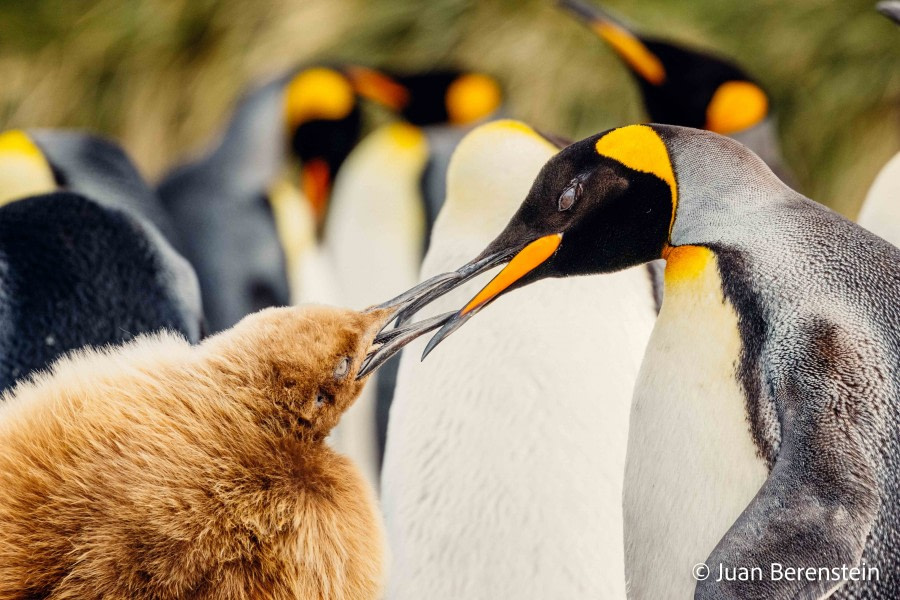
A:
461,233,562,315
593,21,666,85
301,159,331,225
347,67,410,112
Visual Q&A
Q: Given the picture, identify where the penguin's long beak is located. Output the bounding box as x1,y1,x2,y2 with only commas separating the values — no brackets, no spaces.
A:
557,0,666,85
346,66,410,112
420,233,561,358
355,233,562,378
354,251,512,380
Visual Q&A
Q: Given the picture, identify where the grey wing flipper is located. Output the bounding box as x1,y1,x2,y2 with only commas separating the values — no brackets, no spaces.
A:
697,321,884,599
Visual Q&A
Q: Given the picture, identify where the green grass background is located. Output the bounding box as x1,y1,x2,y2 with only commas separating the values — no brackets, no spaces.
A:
1,0,897,216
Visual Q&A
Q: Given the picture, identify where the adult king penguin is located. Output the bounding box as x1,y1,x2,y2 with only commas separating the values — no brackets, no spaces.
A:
857,2,900,244
157,66,362,332
369,120,656,599
558,0,793,184
0,130,203,389
368,124,900,599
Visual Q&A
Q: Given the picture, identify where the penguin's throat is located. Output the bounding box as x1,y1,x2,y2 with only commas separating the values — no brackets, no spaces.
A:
662,244,713,284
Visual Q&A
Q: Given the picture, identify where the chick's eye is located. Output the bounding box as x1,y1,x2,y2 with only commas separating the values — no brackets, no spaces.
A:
315,391,333,408
558,181,581,212
333,357,350,380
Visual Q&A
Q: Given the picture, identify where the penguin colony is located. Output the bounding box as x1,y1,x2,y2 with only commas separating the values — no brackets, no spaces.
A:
0,2,897,599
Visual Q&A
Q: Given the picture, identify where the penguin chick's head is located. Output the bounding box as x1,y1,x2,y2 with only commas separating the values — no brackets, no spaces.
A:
347,66,503,126
283,67,363,224
212,304,392,437
558,0,769,135
365,124,706,363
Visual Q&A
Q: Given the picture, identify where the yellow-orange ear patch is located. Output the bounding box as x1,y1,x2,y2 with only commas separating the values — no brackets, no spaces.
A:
594,124,677,234
384,122,426,149
284,68,355,129
446,73,502,125
705,81,768,135
662,244,712,283
0,129,56,205
593,22,666,85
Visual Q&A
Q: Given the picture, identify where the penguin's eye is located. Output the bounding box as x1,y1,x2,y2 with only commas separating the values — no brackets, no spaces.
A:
558,180,582,212
333,357,350,380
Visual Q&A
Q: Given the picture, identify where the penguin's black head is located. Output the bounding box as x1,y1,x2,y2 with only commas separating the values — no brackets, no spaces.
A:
559,0,769,135
357,124,677,377
283,67,363,225
347,66,503,126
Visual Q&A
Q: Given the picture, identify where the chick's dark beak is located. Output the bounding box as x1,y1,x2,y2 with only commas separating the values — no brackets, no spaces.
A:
355,232,563,380
421,233,561,358
355,247,515,379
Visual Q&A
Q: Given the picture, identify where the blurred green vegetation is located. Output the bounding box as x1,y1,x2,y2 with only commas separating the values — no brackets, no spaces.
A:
1,0,897,215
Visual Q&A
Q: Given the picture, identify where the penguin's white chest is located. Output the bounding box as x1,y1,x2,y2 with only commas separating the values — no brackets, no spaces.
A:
623,247,768,599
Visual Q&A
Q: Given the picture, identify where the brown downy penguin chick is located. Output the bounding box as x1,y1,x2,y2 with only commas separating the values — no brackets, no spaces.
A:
0,304,390,600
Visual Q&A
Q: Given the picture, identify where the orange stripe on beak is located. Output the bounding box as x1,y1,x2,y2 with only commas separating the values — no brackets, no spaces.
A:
346,67,410,112
461,233,562,315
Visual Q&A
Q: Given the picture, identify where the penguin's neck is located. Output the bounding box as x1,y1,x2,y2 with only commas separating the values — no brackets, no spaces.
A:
208,83,287,189
623,244,770,599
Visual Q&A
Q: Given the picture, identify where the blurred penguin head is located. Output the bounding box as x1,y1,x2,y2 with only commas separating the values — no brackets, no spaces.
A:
283,67,363,225
347,66,503,126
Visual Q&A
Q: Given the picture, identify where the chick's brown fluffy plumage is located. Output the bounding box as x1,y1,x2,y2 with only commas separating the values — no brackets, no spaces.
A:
0,305,389,599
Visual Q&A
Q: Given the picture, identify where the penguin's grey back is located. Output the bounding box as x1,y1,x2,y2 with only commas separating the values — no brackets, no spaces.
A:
157,76,291,333
28,130,178,243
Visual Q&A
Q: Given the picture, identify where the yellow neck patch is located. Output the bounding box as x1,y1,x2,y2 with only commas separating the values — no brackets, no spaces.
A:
384,122,426,149
662,244,713,283
268,177,316,282
705,80,768,135
594,124,677,236
593,21,666,85
283,68,355,129
0,129,56,206
445,73,502,125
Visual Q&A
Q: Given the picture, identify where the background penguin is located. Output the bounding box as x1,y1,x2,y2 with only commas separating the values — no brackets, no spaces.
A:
0,303,390,599
0,129,202,389
22,129,181,242
879,0,900,25
857,3,900,244
157,65,502,335
0,129,184,241
347,67,503,131
375,124,900,598
558,0,793,184
157,66,360,332
372,120,656,599
0,129,201,316
858,146,900,244
0,192,203,390
315,70,504,486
